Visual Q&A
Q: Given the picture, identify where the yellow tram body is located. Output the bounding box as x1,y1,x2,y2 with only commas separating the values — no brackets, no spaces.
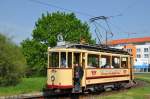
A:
46,44,134,91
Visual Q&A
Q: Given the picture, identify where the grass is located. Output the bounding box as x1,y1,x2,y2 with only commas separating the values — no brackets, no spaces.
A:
0,77,46,96
101,73,150,99
0,73,150,98
135,73,150,83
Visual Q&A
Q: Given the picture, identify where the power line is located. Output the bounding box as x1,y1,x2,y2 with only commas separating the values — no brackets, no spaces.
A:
105,0,140,37
108,20,150,39
29,0,145,40
28,0,94,17
116,0,139,16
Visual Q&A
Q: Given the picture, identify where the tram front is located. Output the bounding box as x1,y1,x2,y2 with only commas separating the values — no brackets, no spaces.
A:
46,47,74,92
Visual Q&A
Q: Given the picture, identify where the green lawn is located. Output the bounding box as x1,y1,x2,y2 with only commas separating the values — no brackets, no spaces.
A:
101,73,150,99
0,77,46,96
0,73,150,98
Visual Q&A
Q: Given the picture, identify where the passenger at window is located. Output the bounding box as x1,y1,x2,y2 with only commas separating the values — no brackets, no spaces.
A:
102,63,114,68
121,63,126,68
61,58,66,67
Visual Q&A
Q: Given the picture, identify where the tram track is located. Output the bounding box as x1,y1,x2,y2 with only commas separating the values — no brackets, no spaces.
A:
20,79,148,99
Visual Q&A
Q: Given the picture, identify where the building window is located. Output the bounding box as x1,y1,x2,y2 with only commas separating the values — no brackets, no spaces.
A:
144,54,149,58
144,48,148,52
136,48,141,52
127,49,132,53
137,54,141,58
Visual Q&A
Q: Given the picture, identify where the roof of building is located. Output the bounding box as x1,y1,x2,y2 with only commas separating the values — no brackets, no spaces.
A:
108,36,150,45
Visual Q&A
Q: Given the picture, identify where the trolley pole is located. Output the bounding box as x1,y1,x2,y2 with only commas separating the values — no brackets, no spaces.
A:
90,16,111,46
106,31,108,46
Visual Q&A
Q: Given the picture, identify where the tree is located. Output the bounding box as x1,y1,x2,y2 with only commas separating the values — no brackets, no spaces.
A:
0,33,26,86
21,12,95,76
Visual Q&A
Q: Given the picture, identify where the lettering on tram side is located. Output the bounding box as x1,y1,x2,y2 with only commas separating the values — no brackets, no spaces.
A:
100,69,128,76
100,70,120,75
90,69,128,76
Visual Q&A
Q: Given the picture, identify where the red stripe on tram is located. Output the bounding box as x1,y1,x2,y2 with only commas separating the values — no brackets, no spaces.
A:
86,74,130,79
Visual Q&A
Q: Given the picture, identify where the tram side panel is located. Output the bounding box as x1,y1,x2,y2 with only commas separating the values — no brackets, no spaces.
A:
47,69,73,89
85,69,131,85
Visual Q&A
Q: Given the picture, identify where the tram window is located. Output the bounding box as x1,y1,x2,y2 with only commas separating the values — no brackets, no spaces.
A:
88,54,99,68
74,53,80,64
49,52,59,68
112,56,120,68
60,52,66,68
68,52,72,68
101,55,112,68
121,57,128,68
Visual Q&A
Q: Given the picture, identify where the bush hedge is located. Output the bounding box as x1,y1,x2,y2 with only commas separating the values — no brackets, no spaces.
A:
0,33,26,86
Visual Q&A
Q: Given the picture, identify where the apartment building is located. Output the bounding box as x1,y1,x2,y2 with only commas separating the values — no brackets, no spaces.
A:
108,36,150,72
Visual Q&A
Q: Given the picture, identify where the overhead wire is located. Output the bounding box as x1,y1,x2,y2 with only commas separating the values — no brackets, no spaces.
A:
108,0,141,37
28,0,101,43
116,0,139,16
28,0,94,17
108,20,150,37
29,0,144,42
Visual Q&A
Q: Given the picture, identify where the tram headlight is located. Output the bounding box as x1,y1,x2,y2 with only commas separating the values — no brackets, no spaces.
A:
51,75,55,81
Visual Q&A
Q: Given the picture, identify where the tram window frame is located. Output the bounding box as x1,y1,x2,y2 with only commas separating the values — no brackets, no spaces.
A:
60,52,67,68
87,54,99,68
100,55,112,68
112,56,120,68
68,52,72,68
49,52,59,68
121,57,128,68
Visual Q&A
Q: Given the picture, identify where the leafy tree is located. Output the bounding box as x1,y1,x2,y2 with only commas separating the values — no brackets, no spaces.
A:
0,33,26,86
21,12,95,76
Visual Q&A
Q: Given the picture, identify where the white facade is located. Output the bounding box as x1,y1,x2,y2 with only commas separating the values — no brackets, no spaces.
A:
135,44,150,66
111,44,150,67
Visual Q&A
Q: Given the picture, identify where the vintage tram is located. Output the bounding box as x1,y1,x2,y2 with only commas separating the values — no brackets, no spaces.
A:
46,43,134,93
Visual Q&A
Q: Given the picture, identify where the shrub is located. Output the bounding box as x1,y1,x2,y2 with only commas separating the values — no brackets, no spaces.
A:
0,33,26,86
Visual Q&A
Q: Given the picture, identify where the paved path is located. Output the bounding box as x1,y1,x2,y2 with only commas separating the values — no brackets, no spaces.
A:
0,92,43,99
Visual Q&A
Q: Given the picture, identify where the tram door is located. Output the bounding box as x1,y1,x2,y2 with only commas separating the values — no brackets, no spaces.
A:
73,52,85,92
73,53,81,91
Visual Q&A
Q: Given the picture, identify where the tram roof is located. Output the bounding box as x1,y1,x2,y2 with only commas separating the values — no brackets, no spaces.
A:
52,43,130,55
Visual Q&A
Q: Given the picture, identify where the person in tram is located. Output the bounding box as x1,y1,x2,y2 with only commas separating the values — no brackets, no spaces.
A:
61,57,66,68
103,63,114,68
74,63,84,92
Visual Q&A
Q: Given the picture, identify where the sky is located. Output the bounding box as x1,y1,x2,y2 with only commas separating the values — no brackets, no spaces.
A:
0,0,150,44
